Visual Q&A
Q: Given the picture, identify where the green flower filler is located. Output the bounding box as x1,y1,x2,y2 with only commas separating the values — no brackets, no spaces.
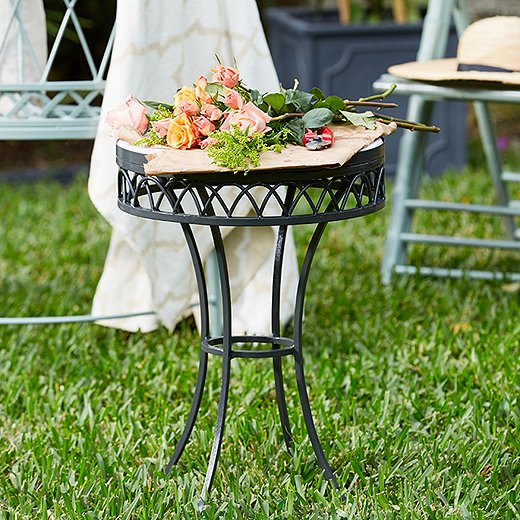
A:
205,126,286,174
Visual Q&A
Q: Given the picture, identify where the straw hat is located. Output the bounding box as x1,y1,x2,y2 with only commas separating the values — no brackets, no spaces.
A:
388,16,520,86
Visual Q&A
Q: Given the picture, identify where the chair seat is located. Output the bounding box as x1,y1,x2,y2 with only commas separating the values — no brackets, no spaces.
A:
0,113,100,140
374,73,520,103
0,78,106,140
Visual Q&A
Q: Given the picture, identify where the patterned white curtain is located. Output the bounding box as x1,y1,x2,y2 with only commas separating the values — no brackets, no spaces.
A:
0,0,47,114
89,0,299,333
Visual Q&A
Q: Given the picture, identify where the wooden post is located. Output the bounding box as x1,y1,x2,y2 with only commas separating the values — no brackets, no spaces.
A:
391,0,407,24
337,0,351,24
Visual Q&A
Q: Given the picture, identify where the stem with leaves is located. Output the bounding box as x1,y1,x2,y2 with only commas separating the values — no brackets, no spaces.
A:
254,84,439,133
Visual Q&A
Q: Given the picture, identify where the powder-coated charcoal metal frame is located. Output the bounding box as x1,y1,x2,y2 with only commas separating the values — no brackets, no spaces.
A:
116,140,386,508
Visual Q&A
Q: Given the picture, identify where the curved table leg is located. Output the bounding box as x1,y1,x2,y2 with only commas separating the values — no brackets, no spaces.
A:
164,350,208,474
271,219,294,452
198,224,233,510
293,220,340,489
164,222,210,474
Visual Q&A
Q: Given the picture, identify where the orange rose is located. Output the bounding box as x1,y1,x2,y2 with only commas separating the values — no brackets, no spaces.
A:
166,113,200,149
174,86,196,107
195,75,213,104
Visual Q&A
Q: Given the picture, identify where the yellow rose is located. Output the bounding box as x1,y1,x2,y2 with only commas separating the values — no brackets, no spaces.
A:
166,113,199,149
174,86,196,107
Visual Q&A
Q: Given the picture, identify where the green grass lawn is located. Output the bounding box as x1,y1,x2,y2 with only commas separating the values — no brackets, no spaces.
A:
0,165,519,519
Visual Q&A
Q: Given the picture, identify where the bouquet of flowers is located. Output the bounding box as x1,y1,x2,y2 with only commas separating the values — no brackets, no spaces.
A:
107,59,438,173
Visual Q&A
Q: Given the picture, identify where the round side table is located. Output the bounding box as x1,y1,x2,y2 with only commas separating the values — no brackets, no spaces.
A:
116,139,385,508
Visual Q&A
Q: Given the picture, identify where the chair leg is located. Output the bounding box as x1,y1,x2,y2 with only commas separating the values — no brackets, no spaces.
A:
473,101,517,241
382,96,434,283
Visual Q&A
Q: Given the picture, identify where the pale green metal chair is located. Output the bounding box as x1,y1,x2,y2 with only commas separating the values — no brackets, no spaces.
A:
373,0,520,283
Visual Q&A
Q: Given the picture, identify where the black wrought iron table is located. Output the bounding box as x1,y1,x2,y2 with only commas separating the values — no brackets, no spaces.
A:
116,139,385,508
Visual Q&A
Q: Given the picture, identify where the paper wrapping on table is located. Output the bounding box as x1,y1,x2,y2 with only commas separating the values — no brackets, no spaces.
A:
141,123,397,176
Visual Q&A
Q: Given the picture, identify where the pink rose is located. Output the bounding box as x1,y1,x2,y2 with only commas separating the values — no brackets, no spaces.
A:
196,75,208,89
151,118,172,138
223,87,244,110
200,137,218,150
106,95,148,134
192,116,215,137
211,64,240,88
220,101,271,136
195,75,212,104
201,103,223,121
173,100,200,117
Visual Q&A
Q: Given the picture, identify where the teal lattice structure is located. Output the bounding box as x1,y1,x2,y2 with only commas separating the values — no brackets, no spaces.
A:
0,0,114,140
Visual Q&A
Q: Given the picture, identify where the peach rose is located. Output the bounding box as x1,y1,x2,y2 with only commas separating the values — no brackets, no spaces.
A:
211,64,239,88
223,87,244,110
174,86,196,107
106,95,148,134
220,101,271,136
195,75,213,104
152,118,172,138
192,116,215,136
200,137,218,150
166,113,200,149
201,103,223,121
173,100,200,116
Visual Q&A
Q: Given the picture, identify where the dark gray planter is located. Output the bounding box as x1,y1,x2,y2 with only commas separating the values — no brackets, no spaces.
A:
265,7,467,176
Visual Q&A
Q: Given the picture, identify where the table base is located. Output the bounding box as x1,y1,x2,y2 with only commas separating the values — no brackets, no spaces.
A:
116,140,386,507
163,216,340,509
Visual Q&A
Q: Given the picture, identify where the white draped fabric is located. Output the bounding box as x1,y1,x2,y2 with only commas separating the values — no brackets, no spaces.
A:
0,0,47,115
89,0,299,332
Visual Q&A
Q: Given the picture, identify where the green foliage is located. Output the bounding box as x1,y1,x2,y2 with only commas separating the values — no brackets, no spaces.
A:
263,93,286,113
283,88,315,112
205,82,225,99
205,126,283,174
286,117,306,143
340,110,378,130
311,0,428,23
250,89,265,106
134,133,167,147
302,107,335,129
314,95,346,112
134,104,172,146
141,101,174,113
309,87,326,101
262,85,378,132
